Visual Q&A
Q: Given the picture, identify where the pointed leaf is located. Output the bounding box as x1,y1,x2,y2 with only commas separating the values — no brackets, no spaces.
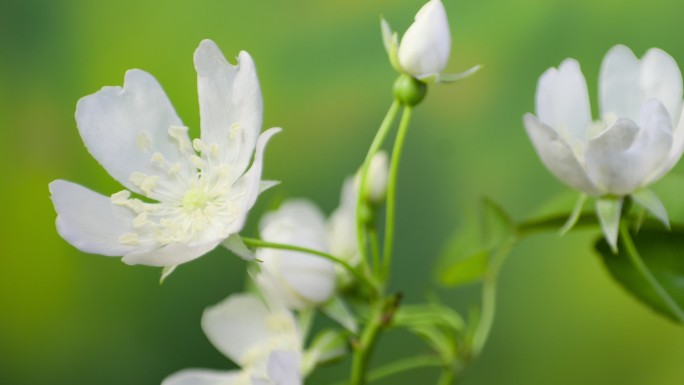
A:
595,227,684,323
321,296,358,333
596,197,623,252
302,328,348,374
437,64,482,83
222,234,254,260
632,189,669,229
559,193,587,235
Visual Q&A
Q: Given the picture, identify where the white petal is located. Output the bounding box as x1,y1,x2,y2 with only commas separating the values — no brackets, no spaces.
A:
195,40,263,178
75,69,190,197
201,294,273,366
599,45,642,122
121,240,220,267
225,127,282,233
162,369,243,385
327,177,361,266
523,114,600,195
49,180,137,256
585,100,672,194
596,197,623,253
662,111,684,174
535,59,592,143
398,0,451,77
264,351,302,385
600,45,683,125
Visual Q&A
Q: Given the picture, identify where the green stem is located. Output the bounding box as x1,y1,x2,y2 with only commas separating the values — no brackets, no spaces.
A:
618,222,684,322
240,237,375,291
350,301,385,385
330,355,443,385
369,226,381,273
356,100,402,274
383,106,413,277
516,212,598,237
436,366,455,385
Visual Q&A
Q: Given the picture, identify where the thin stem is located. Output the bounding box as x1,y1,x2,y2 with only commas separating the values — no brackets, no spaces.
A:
240,237,375,291
350,301,385,385
356,100,402,274
436,366,455,385
383,106,413,277
369,226,381,272
329,355,443,385
618,222,684,322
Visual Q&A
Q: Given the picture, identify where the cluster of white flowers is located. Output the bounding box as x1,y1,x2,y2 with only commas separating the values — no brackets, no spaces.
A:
48,0,684,383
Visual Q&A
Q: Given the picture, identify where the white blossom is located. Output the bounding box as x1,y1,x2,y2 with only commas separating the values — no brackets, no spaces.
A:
162,294,302,385
524,45,684,248
255,200,336,310
381,0,479,82
398,0,451,78
49,39,280,273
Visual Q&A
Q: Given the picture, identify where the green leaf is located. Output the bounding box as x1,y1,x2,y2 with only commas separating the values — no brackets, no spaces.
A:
437,197,517,286
393,303,464,361
321,295,358,333
302,328,348,374
595,227,684,324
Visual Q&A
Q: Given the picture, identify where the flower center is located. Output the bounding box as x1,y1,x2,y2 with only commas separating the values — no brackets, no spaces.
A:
182,188,209,212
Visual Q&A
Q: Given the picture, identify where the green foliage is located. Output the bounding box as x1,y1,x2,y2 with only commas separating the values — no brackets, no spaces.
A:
595,227,684,324
436,197,517,287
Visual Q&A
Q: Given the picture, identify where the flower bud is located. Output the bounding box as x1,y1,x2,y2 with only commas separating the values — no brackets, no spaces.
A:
256,200,336,310
398,0,451,78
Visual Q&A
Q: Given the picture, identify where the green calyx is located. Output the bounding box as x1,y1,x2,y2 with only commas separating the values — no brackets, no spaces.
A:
393,74,427,106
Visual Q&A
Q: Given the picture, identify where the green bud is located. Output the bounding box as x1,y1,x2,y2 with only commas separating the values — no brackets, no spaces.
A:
393,74,427,106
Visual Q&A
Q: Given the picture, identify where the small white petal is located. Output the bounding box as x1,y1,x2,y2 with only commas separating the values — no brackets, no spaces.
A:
523,114,600,195
398,0,451,78
122,240,220,267
536,59,592,143
162,369,243,385
641,48,683,126
195,40,263,178
366,151,389,203
202,294,278,367
585,101,672,194
596,197,623,252
49,180,137,256
76,69,190,197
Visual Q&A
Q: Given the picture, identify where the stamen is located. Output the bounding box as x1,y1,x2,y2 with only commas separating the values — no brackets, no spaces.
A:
136,133,151,151
111,190,131,205
229,123,242,140
119,232,140,245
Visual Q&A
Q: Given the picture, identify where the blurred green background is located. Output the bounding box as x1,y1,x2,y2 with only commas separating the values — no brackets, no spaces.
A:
1,0,683,384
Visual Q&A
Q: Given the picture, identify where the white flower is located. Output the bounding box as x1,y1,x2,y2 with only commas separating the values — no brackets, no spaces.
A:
524,45,684,248
381,0,479,82
255,200,336,310
356,150,389,204
49,39,280,273
398,0,451,78
162,293,302,385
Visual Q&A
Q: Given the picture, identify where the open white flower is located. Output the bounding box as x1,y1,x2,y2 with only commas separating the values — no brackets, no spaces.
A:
162,293,302,385
381,0,479,82
524,45,684,248
255,200,336,310
49,39,280,273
